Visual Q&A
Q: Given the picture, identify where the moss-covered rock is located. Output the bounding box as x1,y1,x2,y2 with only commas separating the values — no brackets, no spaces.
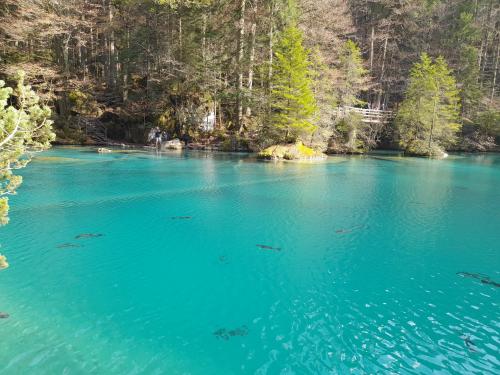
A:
404,140,449,158
0,254,9,270
97,147,112,153
258,141,327,161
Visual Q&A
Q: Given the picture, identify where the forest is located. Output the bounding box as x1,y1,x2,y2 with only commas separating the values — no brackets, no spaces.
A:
1,0,499,156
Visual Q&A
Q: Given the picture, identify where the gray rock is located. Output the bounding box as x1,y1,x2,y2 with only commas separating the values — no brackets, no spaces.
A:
161,139,183,150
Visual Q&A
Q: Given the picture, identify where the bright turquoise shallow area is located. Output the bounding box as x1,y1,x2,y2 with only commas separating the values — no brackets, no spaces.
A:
0,147,499,374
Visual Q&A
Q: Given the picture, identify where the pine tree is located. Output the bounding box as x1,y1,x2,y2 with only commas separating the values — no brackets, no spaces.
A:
269,25,317,142
336,40,369,107
396,53,461,156
0,72,54,268
331,40,371,153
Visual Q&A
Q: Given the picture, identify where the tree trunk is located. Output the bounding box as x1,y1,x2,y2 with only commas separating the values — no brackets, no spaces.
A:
62,34,71,75
429,95,438,151
178,17,183,61
246,1,257,116
491,34,499,102
236,0,246,131
123,25,130,102
375,36,388,109
268,2,274,91
202,14,207,64
109,1,117,89
369,26,374,72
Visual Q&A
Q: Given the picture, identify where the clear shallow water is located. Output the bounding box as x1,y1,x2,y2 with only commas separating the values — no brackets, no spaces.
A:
0,147,499,374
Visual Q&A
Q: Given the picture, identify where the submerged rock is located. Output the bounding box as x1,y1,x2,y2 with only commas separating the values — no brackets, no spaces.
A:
258,141,326,161
0,255,9,270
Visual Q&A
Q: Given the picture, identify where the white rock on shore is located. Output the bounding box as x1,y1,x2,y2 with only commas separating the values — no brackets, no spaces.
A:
161,139,183,150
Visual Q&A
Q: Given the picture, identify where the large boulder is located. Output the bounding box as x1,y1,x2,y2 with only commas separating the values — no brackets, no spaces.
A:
258,141,327,161
161,139,183,150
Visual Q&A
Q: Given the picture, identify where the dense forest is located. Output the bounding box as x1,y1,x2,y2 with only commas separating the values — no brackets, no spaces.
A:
0,0,499,156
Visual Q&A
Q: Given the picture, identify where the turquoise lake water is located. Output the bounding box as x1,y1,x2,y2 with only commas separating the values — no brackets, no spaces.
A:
0,147,499,374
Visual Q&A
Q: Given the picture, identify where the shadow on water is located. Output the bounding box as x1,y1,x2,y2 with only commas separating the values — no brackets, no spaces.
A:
367,155,401,163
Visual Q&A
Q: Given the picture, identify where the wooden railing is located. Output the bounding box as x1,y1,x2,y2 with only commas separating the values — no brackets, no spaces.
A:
337,106,394,124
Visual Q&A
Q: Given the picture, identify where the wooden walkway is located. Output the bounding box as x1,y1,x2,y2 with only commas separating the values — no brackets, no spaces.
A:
336,106,394,124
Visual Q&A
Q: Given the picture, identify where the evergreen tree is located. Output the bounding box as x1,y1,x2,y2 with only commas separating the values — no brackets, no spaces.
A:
330,40,371,153
396,53,461,156
0,72,55,268
336,40,369,108
269,25,317,142
458,46,482,119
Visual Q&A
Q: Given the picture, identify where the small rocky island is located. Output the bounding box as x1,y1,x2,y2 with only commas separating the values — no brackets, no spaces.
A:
258,142,327,161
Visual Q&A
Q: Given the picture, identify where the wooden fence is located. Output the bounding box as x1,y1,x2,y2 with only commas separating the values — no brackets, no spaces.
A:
336,106,394,124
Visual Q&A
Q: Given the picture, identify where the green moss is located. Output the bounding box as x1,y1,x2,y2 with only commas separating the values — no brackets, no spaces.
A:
296,142,315,157
258,141,326,161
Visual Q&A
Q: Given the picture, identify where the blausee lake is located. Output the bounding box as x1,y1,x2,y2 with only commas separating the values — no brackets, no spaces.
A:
0,147,499,374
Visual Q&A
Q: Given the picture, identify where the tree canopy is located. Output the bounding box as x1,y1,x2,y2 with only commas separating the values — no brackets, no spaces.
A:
270,25,317,142
396,53,461,156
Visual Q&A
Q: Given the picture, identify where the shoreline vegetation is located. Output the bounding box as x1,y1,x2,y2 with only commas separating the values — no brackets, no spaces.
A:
0,0,498,161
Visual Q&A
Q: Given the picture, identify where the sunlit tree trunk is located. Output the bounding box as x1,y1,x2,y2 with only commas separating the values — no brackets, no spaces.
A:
236,0,246,131
491,35,499,102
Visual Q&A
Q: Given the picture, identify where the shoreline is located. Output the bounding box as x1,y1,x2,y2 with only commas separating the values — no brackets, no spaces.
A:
51,142,500,158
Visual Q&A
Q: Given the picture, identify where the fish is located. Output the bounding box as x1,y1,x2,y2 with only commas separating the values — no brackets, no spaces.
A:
480,279,500,288
335,225,366,234
456,271,488,280
335,229,352,234
219,256,228,263
457,272,500,288
57,243,83,249
213,326,248,340
0,312,9,319
462,335,477,352
213,328,229,340
228,325,248,337
75,233,104,239
256,244,281,251
171,216,192,220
